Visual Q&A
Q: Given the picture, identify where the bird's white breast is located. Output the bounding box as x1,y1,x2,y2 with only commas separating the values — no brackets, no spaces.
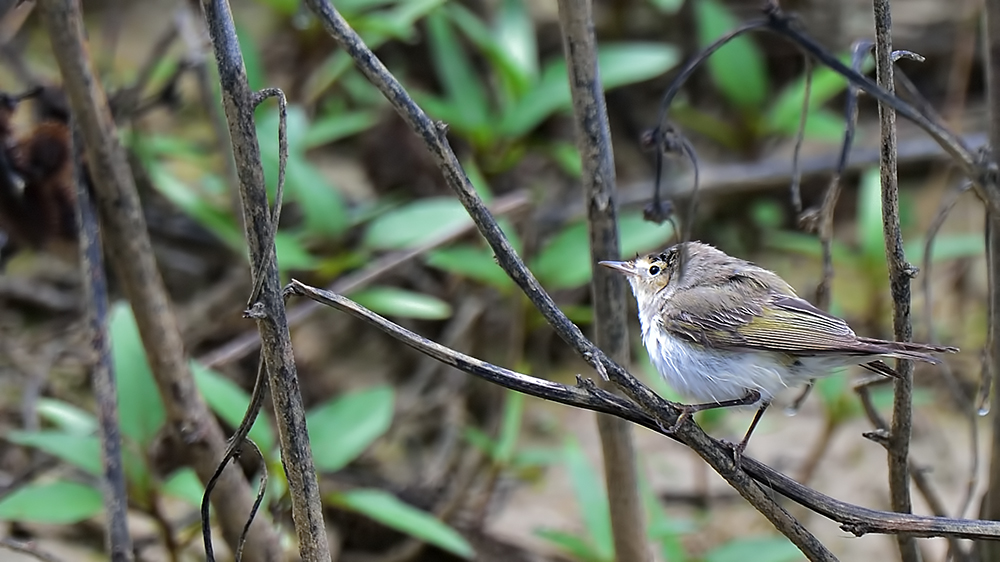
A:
639,310,801,405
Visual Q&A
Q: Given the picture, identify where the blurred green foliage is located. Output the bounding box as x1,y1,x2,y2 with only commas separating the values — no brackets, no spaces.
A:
0,303,471,557
674,0,873,152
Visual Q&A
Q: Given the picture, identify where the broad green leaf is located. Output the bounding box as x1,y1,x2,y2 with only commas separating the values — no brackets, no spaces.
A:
303,111,380,148
0,481,103,524
649,0,683,14
425,10,491,136
535,529,605,562
330,489,474,558
364,198,471,250
274,232,320,271
495,391,525,464
531,222,590,289
111,303,165,448
619,213,675,257
694,0,767,110
495,0,537,81
446,3,531,97
6,431,101,476
426,245,512,290
307,386,394,471
191,362,276,455
352,287,453,320
145,164,242,250
501,43,678,137
907,233,984,265
705,536,803,562
857,167,885,259
766,54,875,134
564,439,613,561
236,24,266,92
547,141,583,178
163,468,204,506
250,0,299,16
37,398,97,436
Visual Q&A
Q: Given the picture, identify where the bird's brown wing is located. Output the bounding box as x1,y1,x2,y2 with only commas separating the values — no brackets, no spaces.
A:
660,290,891,356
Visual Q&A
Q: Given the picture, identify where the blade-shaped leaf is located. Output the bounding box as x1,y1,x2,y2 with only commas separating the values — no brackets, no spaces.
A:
6,431,101,476
694,0,767,110
705,536,802,562
0,481,103,524
564,438,613,560
329,489,474,558
766,53,874,134
495,0,537,81
307,386,394,472
111,302,165,448
191,362,276,455
37,398,97,436
426,245,512,290
364,198,471,250
425,10,491,135
162,467,205,506
351,287,453,320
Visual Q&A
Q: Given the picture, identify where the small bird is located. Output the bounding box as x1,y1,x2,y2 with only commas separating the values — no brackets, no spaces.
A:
600,241,957,460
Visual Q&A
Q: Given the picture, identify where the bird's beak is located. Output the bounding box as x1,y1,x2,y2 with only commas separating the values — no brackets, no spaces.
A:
598,260,636,275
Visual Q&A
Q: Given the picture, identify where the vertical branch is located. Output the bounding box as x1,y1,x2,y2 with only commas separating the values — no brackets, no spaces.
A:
71,124,133,562
981,6,1000,559
198,0,331,560
555,1,649,561
36,1,282,560
872,2,918,561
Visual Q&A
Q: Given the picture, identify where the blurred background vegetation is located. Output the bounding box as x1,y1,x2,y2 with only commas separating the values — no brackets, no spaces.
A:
0,0,989,560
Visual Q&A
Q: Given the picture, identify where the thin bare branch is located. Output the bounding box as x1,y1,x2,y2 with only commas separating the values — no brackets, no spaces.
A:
198,0,329,559
37,1,281,559
70,122,133,562
790,54,812,214
557,0,648,559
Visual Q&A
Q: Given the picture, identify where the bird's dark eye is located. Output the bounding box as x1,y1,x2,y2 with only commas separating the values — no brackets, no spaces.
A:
648,265,661,276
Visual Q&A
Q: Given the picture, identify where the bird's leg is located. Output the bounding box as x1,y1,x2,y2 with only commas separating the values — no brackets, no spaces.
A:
667,389,762,433
731,401,770,469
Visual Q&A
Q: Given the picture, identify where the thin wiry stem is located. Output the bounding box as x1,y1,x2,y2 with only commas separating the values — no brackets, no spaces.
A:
790,54,812,214
557,0,649,558
872,2,918,560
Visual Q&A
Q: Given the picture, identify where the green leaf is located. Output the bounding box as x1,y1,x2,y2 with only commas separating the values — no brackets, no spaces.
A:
426,245,512,290
329,489,474,558
501,43,678,138
619,212,676,256
766,53,874,135
425,10,491,137
352,287,453,320
446,3,531,98
163,468,205,506
857,167,885,259
495,0,537,81
907,233,985,266
705,536,803,562
191,362,276,455
303,111,380,148
236,25,266,92
495,391,525,464
37,398,97,436
531,222,590,289
111,302,165,448
6,431,102,476
364,198,471,250
564,438,613,561
535,529,606,562
0,481,103,524
694,0,768,110
274,232,320,271
307,386,395,472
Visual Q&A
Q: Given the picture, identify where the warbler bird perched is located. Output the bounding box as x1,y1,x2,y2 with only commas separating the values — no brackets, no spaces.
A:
600,241,957,458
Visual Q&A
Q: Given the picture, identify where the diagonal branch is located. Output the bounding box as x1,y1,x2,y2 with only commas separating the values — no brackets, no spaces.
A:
287,280,1000,543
